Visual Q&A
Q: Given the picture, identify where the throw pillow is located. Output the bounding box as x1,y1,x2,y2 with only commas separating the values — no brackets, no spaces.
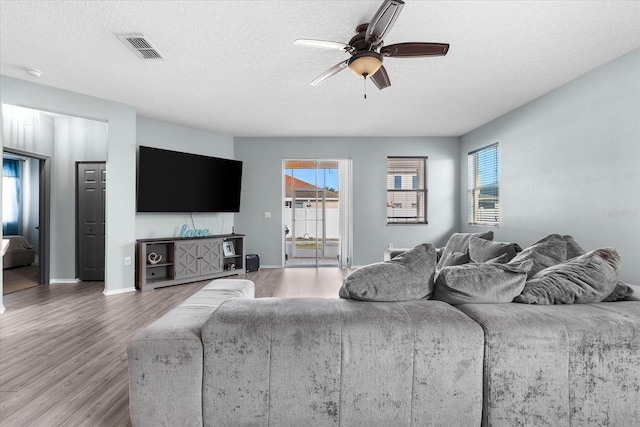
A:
436,231,494,269
564,235,586,260
486,253,510,264
513,248,620,305
602,281,634,302
468,236,520,263
439,251,470,267
339,243,436,301
508,234,567,278
433,259,533,305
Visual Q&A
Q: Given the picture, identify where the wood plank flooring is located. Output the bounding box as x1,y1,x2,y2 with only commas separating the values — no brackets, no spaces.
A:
0,267,350,427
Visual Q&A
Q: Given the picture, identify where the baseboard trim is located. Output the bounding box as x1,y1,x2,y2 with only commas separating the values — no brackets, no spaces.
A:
50,279,79,284
103,287,136,296
0,304,5,314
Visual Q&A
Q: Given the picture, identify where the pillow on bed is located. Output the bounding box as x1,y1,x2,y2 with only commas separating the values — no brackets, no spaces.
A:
433,259,533,305
508,234,567,278
339,243,436,301
514,248,620,305
468,236,520,263
436,231,494,269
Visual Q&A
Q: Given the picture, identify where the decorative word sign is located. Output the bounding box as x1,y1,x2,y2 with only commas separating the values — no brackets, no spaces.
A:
179,224,210,238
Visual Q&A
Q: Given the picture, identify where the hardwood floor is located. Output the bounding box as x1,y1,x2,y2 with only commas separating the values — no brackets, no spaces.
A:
0,267,350,426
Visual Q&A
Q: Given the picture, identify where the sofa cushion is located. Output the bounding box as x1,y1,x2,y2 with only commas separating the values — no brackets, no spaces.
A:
508,233,567,278
468,236,520,263
339,244,436,301
433,259,533,305
436,231,494,269
203,298,484,426
514,248,620,304
128,278,255,427
456,302,640,427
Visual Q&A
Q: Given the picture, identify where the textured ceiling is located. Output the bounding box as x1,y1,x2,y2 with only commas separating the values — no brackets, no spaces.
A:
1,1,639,137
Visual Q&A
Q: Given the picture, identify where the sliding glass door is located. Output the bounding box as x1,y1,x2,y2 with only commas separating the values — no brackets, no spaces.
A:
283,159,351,268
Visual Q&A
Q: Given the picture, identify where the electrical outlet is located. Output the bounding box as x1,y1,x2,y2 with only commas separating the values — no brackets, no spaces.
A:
124,256,132,266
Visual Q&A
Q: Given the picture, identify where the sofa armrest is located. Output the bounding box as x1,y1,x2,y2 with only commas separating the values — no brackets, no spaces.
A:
128,279,254,427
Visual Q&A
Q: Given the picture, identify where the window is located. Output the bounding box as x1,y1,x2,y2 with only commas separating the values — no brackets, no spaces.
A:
2,157,23,235
394,175,402,189
387,157,427,224
468,143,499,225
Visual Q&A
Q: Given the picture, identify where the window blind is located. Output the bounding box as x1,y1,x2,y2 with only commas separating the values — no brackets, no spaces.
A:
468,143,499,225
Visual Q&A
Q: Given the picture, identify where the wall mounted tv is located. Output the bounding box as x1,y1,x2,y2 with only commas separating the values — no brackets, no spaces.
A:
137,146,242,213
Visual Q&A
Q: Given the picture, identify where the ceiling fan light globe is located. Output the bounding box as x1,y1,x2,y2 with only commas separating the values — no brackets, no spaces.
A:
348,52,383,78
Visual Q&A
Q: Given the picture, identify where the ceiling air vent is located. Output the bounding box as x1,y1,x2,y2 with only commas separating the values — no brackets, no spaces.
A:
117,34,165,60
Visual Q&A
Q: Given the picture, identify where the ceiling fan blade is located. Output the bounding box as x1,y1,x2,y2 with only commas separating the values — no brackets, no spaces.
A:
371,65,391,90
381,42,449,58
365,0,405,46
294,39,350,52
310,60,349,85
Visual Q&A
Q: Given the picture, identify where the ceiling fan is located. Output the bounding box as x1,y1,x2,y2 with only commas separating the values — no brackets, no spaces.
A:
294,0,449,91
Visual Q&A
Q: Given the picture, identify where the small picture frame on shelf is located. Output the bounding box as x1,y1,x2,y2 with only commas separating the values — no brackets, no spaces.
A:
223,241,235,257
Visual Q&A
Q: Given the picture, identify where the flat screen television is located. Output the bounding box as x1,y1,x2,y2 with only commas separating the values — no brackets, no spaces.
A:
137,146,242,213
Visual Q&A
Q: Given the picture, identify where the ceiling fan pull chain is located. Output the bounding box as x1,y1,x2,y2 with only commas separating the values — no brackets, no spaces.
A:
364,74,368,99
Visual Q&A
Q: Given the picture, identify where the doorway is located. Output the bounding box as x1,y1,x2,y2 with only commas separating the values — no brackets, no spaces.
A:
2,149,51,294
283,159,352,268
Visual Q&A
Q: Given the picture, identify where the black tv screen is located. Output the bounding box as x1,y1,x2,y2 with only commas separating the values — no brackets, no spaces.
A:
137,146,242,213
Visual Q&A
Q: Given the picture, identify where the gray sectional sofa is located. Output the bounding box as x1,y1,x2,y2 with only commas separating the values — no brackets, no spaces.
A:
128,278,640,427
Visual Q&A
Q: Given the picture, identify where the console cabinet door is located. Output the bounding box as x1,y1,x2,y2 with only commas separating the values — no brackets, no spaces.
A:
175,239,223,279
200,238,223,275
175,241,200,279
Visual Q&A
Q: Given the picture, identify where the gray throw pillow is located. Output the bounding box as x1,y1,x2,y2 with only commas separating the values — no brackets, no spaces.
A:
440,251,470,267
514,248,620,305
564,235,586,260
508,234,567,278
602,281,634,302
436,231,494,269
433,259,533,305
468,236,520,263
486,253,510,264
339,243,436,301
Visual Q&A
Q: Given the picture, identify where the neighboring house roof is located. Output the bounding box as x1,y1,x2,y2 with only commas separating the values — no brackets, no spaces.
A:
285,175,338,199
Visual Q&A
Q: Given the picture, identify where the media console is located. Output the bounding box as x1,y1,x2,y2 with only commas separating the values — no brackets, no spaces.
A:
136,234,245,291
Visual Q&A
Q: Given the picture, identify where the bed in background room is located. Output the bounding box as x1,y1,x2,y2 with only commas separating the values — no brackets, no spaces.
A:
2,235,35,269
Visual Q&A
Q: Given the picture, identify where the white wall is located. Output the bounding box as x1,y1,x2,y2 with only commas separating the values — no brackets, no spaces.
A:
459,49,640,282
135,117,235,238
235,137,460,267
